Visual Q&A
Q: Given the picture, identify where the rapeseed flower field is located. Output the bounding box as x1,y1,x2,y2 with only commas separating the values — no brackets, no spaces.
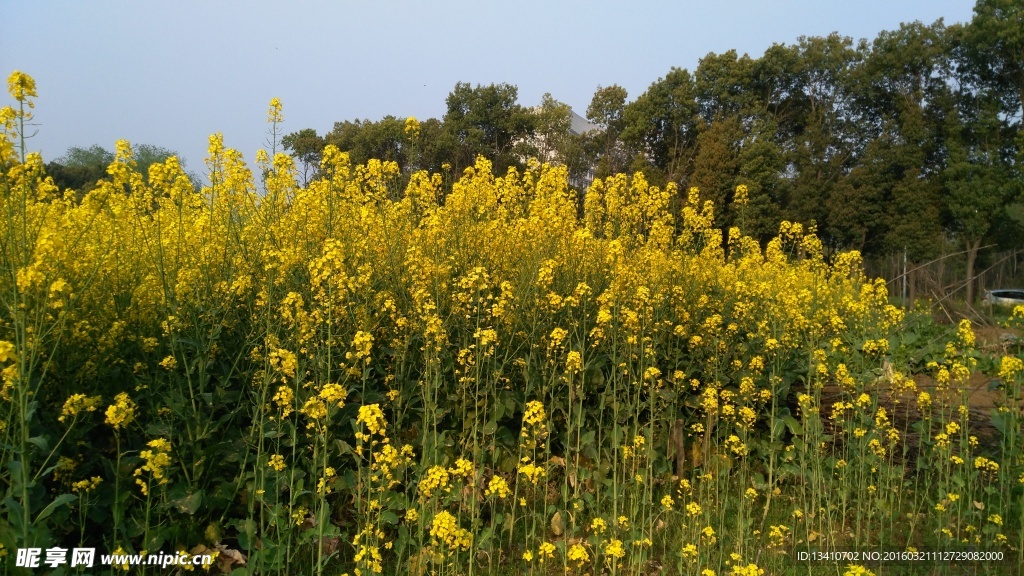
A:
1,73,1021,575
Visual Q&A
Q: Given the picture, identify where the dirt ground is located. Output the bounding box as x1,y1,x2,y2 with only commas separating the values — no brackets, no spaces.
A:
903,325,1021,447
959,325,1020,413
813,324,1022,455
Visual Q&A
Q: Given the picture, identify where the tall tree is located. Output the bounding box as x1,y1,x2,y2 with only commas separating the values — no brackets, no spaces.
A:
443,82,535,172
734,116,785,241
326,116,408,169
783,34,862,239
839,21,949,262
282,128,326,186
415,118,458,175
45,145,113,193
586,84,630,177
531,93,573,163
965,0,1024,123
942,15,1023,302
45,143,194,195
621,67,698,183
694,50,757,123
690,114,743,223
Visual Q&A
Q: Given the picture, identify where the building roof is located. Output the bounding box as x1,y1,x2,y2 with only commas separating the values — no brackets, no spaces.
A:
569,110,601,136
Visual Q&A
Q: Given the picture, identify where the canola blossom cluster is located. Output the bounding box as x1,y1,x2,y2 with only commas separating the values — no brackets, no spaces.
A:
1,74,1021,576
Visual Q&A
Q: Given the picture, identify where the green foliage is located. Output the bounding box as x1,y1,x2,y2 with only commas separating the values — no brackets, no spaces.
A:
966,0,1024,120
585,85,631,179
282,128,326,186
621,67,697,183
327,116,409,168
529,93,572,163
291,2,1021,282
443,82,535,173
45,143,197,195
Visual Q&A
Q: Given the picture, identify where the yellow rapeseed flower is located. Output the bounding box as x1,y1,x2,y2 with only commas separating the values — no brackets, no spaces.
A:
349,331,374,362
733,184,749,206
419,465,450,499
268,454,286,472
318,383,347,408
449,457,474,480
604,539,625,559
485,475,511,499
404,116,420,138
537,541,556,562
0,341,15,363
272,385,294,417
565,350,583,373
134,438,172,495
105,392,136,430
59,393,103,423
301,397,328,421
72,476,103,493
567,543,589,567
7,71,37,102
998,356,1023,381
517,459,546,485
267,97,283,124
429,510,472,551
357,403,387,436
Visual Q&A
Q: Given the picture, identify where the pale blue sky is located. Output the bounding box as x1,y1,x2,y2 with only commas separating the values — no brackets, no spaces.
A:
2,1,976,175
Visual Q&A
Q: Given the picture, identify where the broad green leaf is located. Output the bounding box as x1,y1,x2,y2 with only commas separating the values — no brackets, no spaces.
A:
35,493,77,523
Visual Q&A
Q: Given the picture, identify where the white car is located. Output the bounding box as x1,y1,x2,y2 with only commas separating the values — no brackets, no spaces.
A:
982,289,1024,307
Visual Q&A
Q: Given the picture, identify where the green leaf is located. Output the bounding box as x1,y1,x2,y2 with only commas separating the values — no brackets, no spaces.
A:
35,493,78,523
171,488,204,515
478,526,494,547
771,417,787,439
145,422,174,437
4,496,25,533
482,420,497,435
336,440,355,456
235,518,257,551
7,459,23,478
783,416,803,435
990,411,1006,435
27,436,50,453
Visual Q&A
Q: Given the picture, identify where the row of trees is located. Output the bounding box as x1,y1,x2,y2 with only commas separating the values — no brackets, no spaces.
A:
39,1,1020,302
44,144,200,195
281,83,581,185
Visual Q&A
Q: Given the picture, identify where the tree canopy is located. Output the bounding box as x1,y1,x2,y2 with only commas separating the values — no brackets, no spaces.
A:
45,143,195,195
280,1,1019,300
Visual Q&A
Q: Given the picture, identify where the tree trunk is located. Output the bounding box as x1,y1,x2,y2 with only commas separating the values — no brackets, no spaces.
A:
965,238,981,304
